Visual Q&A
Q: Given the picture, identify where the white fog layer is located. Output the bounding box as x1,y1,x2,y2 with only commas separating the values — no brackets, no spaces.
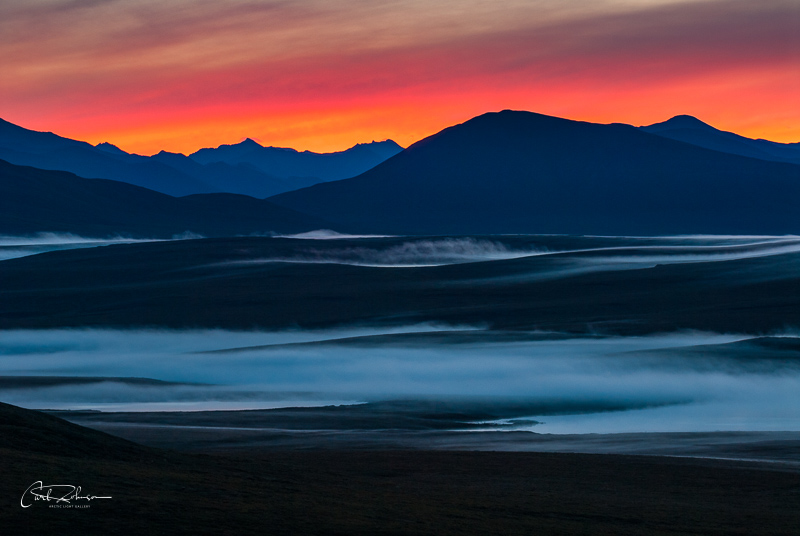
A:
2,327,800,433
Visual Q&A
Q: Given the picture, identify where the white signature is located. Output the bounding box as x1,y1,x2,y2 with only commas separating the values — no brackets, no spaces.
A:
21,481,112,508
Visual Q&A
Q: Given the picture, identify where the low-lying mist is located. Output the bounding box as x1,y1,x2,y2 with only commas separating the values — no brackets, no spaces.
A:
231,237,540,267
214,235,800,270
0,232,183,261
6,233,800,273
275,229,394,240
2,327,800,433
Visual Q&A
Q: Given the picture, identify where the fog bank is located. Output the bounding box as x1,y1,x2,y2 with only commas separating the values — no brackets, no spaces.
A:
2,327,800,433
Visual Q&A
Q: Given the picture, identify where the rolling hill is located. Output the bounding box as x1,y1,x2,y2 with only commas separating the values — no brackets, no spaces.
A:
0,159,329,237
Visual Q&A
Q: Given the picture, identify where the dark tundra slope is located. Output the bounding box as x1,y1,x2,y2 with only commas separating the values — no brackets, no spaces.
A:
270,110,800,235
641,115,800,165
2,402,799,536
0,159,328,237
0,401,149,461
0,117,402,197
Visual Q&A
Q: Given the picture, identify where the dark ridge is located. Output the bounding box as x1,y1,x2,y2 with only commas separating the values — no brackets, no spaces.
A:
0,159,331,237
640,115,800,164
190,138,404,182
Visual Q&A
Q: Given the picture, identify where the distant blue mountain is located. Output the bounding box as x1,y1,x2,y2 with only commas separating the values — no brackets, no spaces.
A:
640,115,800,165
0,118,215,196
271,110,800,235
94,142,129,156
148,150,296,199
0,118,403,198
189,138,404,183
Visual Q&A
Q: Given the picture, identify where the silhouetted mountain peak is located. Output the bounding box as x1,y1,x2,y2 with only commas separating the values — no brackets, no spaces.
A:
349,139,404,159
398,110,617,155
639,115,800,164
155,149,183,157
239,138,264,148
353,139,403,148
473,109,561,124
95,142,128,155
642,115,717,133
454,110,592,136
195,138,267,154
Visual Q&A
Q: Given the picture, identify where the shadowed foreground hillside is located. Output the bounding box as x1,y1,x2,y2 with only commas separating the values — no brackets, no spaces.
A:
1,402,799,536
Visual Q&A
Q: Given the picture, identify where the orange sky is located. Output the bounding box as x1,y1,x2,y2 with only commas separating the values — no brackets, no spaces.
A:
1,0,798,155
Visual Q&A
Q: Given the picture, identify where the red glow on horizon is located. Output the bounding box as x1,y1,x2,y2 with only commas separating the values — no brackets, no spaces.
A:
1,0,797,154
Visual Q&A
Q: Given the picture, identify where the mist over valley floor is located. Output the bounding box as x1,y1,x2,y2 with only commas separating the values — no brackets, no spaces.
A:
3,327,800,437
3,233,800,452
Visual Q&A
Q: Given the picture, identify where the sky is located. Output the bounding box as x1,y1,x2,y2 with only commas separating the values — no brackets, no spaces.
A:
1,0,798,155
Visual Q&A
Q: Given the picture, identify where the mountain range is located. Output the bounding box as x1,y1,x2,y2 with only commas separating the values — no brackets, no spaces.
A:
1,110,799,237
189,138,403,183
0,118,402,198
271,110,800,235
